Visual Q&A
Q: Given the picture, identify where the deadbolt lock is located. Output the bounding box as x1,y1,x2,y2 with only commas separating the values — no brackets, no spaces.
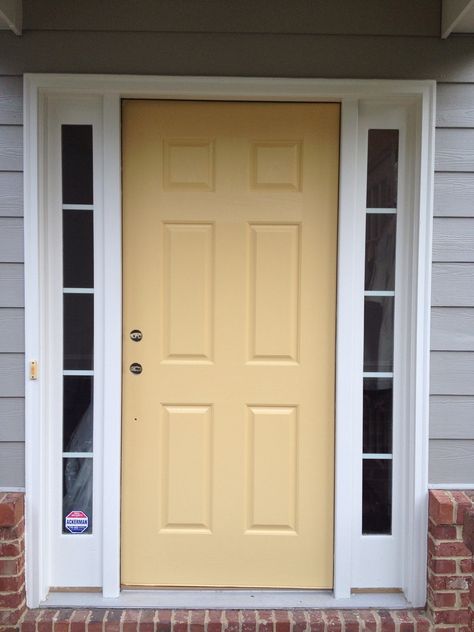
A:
130,362,143,375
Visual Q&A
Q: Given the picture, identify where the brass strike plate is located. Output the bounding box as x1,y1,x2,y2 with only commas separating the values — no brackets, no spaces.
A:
30,360,38,380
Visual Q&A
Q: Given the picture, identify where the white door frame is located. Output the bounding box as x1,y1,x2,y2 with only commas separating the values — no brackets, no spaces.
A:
23,75,435,608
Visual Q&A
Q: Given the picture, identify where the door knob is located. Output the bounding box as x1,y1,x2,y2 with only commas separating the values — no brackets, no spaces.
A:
130,329,143,342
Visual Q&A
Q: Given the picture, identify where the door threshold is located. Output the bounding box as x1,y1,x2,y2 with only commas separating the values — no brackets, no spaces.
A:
42,589,410,609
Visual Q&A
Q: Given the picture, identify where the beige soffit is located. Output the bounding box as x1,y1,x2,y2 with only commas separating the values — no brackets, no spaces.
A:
442,0,474,37
0,0,22,35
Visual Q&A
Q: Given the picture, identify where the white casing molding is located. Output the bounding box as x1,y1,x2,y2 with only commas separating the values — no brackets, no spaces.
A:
23,74,435,609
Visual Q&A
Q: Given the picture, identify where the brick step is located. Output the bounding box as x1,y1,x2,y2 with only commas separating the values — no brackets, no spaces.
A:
18,608,433,632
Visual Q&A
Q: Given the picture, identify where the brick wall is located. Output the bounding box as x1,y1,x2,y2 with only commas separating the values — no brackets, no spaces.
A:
427,490,474,632
0,493,26,632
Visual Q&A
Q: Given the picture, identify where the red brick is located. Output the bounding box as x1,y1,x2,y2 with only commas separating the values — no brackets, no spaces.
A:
460,558,472,573
0,540,21,556
139,609,155,632
377,611,395,632
430,491,455,526
433,610,470,625
0,590,24,608
122,609,141,632
429,525,458,540
459,591,470,607
431,592,457,608
308,610,324,632
21,609,43,632
0,493,24,527
172,609,189,632
428,574,447,590
257,610,273,632
429,557,457,574
292,610,308,632
155,609,172,632
451,491,473,524
38,609,59,632
359,610,377,632
324,610,343,632
395,610,415,632
341,611,360,632
52,609,73,632
224,610,240,632
0,556,22,575
70,609,90,632
189,609,206,632
0,575,24,594
242,609,257,632
207,610,224,632
87,608,106,632
274,611,290,632
411,611,431,632
432,541,472,557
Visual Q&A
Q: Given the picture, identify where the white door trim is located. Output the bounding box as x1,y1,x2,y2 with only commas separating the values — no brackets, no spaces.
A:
23,74,435,608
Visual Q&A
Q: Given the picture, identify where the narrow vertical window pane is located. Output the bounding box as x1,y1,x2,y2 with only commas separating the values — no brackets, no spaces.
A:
365,214,396,291
363,378,393,454
363,297,394,372
63,210,94,288
63,293,94,370
362,459,392,534
63,376,93,452
366,130,399,208
61,125,93,205
62,458,93,534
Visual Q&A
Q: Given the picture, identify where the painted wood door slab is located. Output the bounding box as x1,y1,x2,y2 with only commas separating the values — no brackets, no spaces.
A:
121,101,339,588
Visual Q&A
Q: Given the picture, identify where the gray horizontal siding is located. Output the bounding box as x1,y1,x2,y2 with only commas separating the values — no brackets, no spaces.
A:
0,442,24,487
430,396,474,439
434,173,474,217
0,125,22,171
431,352,474,395
436,84,474,127
431,308,474,351
23,0,441,36
429,440,474,484
0,172,22,216
1,32,474,80
432,218,474,261
435,129,474,172
0,75,24,488
0,308,24,352
0,398,24,441
0,353,24,397
0,76,22,125
431,82,474,484
432,263,474,307
0,217,23,262
0,263,24,307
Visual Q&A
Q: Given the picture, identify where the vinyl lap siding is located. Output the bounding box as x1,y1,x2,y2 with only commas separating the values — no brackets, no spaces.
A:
0,64,474,487
0,75,24,488
430,83,474,484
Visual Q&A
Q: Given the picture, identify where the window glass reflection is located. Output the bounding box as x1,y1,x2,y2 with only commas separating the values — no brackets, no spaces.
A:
363,297,394,372
366,130,399,209
363,378,393,454
365,214,396,291
362,459,392,534
62,458,93,534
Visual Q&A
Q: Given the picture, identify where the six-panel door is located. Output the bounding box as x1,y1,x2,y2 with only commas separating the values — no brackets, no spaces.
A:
121,100,340,588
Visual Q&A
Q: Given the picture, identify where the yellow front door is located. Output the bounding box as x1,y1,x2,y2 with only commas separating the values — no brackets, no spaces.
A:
121,100,339,588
